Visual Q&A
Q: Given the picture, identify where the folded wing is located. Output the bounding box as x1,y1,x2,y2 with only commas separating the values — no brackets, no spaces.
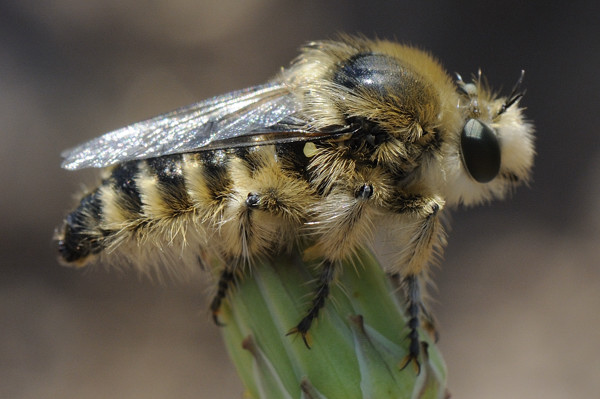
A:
62,82,330,170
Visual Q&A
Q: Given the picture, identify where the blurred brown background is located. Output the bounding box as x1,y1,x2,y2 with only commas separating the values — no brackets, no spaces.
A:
2,1,599,398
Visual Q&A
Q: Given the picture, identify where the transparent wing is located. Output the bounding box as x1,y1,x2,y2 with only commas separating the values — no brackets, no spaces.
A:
61,82,329,170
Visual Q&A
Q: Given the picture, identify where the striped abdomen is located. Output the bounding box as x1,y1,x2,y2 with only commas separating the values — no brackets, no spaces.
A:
57,144,314,276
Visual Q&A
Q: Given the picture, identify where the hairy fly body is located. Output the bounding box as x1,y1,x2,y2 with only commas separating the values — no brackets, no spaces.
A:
57,37,535,369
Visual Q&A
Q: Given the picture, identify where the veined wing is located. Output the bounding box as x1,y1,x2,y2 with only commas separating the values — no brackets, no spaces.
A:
61,82,328,170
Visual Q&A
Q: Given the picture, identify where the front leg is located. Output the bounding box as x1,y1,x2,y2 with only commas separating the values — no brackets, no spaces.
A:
387,193,445,275
386,193,446,373
399,274,427,374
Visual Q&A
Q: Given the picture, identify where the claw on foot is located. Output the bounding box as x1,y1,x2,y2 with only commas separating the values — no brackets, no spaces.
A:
399,352,421,375
286,324,313,348
399,341,429,375
211,310,226,327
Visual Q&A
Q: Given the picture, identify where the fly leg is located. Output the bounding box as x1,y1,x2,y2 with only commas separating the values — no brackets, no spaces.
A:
289,182,376,347
399,274,425,374
386,194,446,373
286,259,336,348
210,266,236,326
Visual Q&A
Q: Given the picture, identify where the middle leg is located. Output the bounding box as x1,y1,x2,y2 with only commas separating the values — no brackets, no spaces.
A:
290,181,379,346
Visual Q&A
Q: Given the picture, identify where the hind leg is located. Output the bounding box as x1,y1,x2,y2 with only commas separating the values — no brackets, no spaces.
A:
207,148,314,323
210,267,236,326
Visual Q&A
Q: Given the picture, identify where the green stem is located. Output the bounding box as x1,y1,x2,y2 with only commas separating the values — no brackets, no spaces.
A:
220,249,447,399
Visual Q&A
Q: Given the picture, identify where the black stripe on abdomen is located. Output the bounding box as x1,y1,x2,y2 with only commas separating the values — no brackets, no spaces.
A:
147,155,193,213
58,189,104,263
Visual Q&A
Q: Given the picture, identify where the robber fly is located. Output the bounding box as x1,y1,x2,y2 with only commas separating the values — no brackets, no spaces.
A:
57,36,535,369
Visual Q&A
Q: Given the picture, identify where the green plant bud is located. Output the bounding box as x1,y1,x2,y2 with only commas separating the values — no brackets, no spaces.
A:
219,249,447,399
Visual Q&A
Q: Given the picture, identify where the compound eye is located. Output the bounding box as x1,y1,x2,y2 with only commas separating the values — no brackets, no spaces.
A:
460,119,501,183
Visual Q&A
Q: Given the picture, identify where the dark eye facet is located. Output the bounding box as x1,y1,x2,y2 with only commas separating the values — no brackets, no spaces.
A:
460,119,501,183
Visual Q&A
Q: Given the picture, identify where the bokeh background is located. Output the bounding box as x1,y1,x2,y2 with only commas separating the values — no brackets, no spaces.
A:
2,1,599,398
